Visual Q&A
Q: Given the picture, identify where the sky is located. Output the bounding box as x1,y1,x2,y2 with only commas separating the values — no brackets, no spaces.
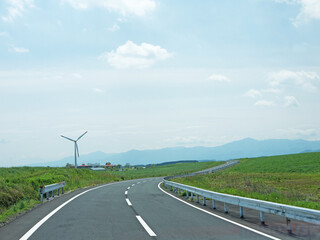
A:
0,0,320,167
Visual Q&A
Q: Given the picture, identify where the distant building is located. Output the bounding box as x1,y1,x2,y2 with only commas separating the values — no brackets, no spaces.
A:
78,163,92,169
91,167,105,171
105,164,117,169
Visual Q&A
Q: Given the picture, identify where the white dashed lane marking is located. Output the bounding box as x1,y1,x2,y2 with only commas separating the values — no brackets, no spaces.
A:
125,181,157,237
136,216,157,237
126,198,132,206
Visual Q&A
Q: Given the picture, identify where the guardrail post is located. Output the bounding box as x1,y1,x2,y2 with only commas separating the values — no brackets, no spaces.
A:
163,175,320,227
224,203,228,213
203,197,206,206
190,192,193,201
178,188,181,194
240,206,244,218
39,182,66,202
260,212,265,224
286,218,292,234
186,191,189,198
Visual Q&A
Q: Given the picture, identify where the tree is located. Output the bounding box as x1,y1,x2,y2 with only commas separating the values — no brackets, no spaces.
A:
125,163,131,168
106,162,111,165
65,163,73,168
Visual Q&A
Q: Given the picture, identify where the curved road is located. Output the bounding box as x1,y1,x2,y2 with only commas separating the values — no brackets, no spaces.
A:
0,178,291,240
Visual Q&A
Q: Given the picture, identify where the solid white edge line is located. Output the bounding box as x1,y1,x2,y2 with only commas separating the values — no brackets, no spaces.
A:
20,182,119,240
126,198,132,206
136,216,157,237
125,191,128,195
158,182,281,240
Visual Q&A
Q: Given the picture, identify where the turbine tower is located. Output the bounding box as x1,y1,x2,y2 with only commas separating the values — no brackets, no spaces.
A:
61,131,87,168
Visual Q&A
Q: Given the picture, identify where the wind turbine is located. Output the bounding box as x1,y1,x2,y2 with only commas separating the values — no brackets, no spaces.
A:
61,131,88,168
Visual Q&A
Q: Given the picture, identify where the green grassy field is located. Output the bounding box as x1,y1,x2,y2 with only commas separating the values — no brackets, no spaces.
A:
0,161,223,223
173,152,320,210
108,161,224,179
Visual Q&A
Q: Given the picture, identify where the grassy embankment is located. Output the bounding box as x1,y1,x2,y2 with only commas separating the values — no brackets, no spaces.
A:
173,152,320,210
0,161,223,223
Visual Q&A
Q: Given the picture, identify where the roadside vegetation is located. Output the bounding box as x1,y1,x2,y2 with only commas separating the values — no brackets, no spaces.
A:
108,161,224,179
173,152,320,210
0,161,223,224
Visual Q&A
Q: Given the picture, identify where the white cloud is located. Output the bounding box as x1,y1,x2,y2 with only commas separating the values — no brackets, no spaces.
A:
0,31,9,37
284,95,299,107
117,17,127,23
101,41,172,69
275,0,320,25
208,74,231,83
244,89,261,98
108,23,120,32
295,0,320,25
277,128,318,138
8,45,29,53
164,136,215,146
262,88,282,94
2,0,34,22
269,70,319,92
0,139,7,144
92,88,104,93
254,100,275,107
62,0,156,16
71,73,82,78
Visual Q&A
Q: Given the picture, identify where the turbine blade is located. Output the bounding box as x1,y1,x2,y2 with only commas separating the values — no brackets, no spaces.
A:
61,135,75,142
77,131,88,141
75,142,80,157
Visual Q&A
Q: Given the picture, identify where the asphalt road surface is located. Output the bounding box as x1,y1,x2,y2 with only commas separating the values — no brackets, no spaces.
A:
0,178,295,240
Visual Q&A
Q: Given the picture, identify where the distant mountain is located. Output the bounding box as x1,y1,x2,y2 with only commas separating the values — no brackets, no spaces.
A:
28,138,320,167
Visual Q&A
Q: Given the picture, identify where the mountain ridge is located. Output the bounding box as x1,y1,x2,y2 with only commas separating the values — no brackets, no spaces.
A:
27,138,320,167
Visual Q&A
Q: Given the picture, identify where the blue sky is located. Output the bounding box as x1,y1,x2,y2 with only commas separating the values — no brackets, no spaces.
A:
0,0,320,166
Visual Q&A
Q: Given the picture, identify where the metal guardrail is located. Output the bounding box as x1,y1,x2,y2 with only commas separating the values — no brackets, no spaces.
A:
163,180,320,232
38,181,66,202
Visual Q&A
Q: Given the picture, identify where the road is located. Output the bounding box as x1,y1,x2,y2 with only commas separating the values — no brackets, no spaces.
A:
0,178,293,240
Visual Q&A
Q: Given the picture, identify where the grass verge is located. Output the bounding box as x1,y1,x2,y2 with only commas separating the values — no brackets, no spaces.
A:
173,152,320,210
0,161,223,223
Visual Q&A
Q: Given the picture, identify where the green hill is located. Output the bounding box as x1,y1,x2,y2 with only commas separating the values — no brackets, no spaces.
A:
174,152,320,210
